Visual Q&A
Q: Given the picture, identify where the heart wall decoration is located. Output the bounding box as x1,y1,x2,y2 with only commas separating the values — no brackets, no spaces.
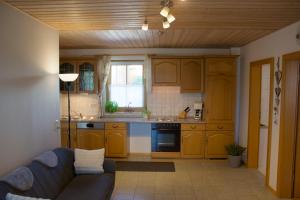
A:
274,57,282,124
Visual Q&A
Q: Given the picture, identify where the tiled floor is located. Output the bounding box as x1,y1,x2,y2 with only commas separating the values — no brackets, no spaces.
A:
111,158,287,200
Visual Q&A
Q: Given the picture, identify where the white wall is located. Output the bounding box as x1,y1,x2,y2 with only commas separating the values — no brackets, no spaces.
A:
0,2,60,175
239,21,300,190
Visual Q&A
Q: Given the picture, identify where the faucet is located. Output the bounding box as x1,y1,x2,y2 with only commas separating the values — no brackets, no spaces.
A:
126,102,134,112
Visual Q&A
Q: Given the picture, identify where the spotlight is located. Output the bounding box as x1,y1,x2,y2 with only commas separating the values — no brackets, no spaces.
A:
163,19,170,29
167,14,175,23
160,6,170,17
142,19,148,31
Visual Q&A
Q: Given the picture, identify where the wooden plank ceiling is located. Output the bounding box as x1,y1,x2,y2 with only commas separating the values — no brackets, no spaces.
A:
4,0,300,48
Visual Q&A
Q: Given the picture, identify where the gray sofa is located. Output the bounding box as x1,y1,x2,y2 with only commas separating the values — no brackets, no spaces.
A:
0,148,115,200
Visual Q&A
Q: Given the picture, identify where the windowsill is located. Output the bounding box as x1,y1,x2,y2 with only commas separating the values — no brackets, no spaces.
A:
103,112,143,118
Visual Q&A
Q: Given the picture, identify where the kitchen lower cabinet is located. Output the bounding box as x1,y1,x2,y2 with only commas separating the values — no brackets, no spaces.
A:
61,122,77,149
206,131,234,158
105,123,128,157
76,129,105,150
105,130,127,157
181,131,206,158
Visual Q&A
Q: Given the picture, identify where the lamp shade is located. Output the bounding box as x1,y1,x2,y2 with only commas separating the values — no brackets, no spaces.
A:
163,20,170,29
59,73,79,82
167,14,175,23
160,7,170,17
142,23,148,31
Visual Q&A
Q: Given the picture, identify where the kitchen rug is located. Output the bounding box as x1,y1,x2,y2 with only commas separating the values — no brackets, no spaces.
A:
115,161,175,172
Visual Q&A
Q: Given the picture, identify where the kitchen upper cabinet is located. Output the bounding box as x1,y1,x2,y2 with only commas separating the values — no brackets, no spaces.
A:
76,129,105,150
61,122,77,149
205,57,236,76
59,61,77,93
105,123,128,157
152,58,180,86
205,75,236,123
206,131,234,158
78,60,97,93
180,59,204,93
59,58,98,94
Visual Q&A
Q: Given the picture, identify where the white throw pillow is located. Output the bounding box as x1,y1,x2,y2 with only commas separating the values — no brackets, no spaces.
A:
6,193,50,200
74,148,105,175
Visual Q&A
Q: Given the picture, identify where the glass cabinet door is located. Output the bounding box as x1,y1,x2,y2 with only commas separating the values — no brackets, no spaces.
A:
59,62,77,92
78,61,96,93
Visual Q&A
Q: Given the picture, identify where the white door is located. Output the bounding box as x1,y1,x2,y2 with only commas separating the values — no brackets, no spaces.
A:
258,64,271,176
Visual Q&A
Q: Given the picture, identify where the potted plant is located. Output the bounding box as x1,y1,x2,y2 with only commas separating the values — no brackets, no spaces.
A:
105,101,118,113
225,144,246,168
142,109,151,119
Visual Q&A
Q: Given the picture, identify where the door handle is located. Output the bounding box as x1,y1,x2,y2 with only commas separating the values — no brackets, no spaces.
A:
217,126,224,129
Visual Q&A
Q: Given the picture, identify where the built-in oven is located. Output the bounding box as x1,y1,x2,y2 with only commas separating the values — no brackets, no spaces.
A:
151,123,181,152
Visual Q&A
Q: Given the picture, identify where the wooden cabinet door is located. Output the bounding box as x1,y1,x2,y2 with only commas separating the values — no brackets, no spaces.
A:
76,129,105,150
180,59,204,93
205,75,236,123
61,122,77,148
59,61,77,93
77,60,97,93
181,131,206,158
206,131,234,158
205,57,236,76
295,123,300,198
152,59,180,86
105,130,127,157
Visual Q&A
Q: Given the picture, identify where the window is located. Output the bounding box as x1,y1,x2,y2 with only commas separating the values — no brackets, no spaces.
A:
108,62,144,110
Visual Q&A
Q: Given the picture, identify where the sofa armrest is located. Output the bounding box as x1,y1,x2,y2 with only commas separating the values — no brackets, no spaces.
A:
103,159,116,174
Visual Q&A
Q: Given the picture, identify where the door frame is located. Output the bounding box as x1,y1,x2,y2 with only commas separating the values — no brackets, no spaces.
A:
277,51,300,198
247,58,274,187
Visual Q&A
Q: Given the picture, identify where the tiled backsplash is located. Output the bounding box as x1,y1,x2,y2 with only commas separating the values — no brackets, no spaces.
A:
147,86,202,117
60,94,100,116
60,87,202,118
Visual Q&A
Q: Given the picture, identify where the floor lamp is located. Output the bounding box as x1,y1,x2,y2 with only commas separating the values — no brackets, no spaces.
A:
59,73,79,148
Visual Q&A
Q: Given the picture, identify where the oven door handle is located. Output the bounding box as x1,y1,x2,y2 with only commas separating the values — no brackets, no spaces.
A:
152,129,179,131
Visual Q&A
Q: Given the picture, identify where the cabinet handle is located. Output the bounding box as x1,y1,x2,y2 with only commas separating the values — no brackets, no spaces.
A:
217,126,224,129
191,125,196,129
112,124,119,128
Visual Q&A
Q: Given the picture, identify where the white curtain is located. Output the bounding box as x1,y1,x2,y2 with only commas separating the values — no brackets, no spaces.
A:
97,56,111,117
144,55,152,94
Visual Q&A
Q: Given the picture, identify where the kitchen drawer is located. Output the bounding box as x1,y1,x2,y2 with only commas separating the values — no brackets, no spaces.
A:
181,124,205,131
105,122,127,130
206,123,234,131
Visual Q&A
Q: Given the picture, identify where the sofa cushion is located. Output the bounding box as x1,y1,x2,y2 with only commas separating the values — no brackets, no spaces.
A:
74,149,105,175
33,151,58,168
55,174,115,200
24,148,75,199
5,193,50,200
0,167,33,192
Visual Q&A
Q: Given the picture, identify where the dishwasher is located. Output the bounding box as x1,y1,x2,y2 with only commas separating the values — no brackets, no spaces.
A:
77,122,105,150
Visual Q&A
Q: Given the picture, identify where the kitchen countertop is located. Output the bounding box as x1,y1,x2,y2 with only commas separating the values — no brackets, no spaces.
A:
60,117,206,124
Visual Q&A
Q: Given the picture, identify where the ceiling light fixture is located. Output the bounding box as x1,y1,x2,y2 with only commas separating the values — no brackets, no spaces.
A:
142,18,148,31
160,6,170,17
163,19,170,29
167,14,175,23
